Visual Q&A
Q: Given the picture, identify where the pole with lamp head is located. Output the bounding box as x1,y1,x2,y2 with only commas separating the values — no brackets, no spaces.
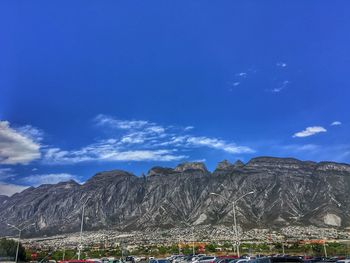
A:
210,191,254,258
7,223,35,263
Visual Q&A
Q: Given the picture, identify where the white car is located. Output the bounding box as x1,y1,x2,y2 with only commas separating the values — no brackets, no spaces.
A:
195,256,217,263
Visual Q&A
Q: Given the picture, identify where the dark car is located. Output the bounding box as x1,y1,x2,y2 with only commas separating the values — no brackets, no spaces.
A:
270,257,303,263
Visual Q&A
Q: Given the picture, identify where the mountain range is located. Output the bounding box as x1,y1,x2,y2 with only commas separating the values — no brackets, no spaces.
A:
1,156,350,237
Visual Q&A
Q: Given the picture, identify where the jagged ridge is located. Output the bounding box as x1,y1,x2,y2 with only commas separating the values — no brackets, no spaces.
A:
1,157,350,237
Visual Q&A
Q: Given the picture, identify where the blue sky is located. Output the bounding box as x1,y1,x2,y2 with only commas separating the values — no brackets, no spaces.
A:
0,1,349,195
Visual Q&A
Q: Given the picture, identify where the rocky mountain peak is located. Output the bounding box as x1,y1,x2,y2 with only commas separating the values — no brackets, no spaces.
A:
317,162,350,173
55,180,80,189
85,169,135,184
234,159,245,167
216,160,233,170
246,156,308,170
174,162,208,173
147,166,176,177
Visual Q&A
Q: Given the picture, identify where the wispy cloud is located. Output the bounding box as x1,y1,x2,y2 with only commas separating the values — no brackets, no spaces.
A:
21,173,80,186
184,126,194,131
95,114,153,130
276,62,287,68
43,146,187,164
331,121,342,126
270,80,290,93
17,125,44,142
0,121,41,165
43,115,253,164
185,136,254,154
236,72,247,78
0,183,28,197
293,126,327,138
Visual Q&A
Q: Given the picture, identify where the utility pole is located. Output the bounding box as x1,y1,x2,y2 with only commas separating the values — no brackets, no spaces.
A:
7,223,35,263
78,200,88,260
323,241,328,258
210,191,255,258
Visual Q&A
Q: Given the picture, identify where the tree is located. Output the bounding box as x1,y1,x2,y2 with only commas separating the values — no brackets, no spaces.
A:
206,243,217,253
0,238,26,261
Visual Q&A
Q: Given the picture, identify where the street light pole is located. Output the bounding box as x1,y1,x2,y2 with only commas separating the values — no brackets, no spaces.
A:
7,223,35,263
232,202,239,257
78,201,87,260
15,228,21,263
210,191,254,258
323,240,328,258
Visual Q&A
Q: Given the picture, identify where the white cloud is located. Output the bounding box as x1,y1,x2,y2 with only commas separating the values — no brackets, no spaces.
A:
331,121,342,126
186,136,254,154
270,80,289,93
236,72,247,77
17,125,44,142
120,132,147,144
41,115,254,164
98,149,186,162
184,126,194,131
94,114,150,130
21,173,80,186
0,182,28,196
276,62,287,68
233,82,240,86
43,146,187,164
293,126,327,138
0,121,41,164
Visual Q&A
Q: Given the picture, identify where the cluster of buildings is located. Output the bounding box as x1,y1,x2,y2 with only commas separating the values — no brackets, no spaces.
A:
18,225,350,252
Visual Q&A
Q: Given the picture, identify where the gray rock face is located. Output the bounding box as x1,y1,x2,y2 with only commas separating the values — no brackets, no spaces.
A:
216,160,233,170
147,167,176,177
174,162,209,174
1,156,350,237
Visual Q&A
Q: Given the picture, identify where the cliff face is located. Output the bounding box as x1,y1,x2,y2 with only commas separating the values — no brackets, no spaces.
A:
1,157,350,237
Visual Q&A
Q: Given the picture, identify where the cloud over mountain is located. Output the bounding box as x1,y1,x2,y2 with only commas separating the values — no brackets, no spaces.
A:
43,115,253,164
0,121,41,165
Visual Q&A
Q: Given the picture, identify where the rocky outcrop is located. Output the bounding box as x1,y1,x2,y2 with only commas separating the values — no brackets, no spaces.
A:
0,157,350,237
147,167,176,177
174,162,209,174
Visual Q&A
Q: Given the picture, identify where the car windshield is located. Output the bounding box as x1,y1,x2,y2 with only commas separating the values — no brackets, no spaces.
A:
158,260,170,263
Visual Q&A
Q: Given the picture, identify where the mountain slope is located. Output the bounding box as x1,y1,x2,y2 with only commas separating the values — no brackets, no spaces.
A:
1,157,349,237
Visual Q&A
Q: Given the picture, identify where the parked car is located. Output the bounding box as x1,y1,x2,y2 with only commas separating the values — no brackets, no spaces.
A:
196,256,217,263
126,257,136,263
215,257,238,263
149,259,171,263
248,258,271,263
270,257,303,263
